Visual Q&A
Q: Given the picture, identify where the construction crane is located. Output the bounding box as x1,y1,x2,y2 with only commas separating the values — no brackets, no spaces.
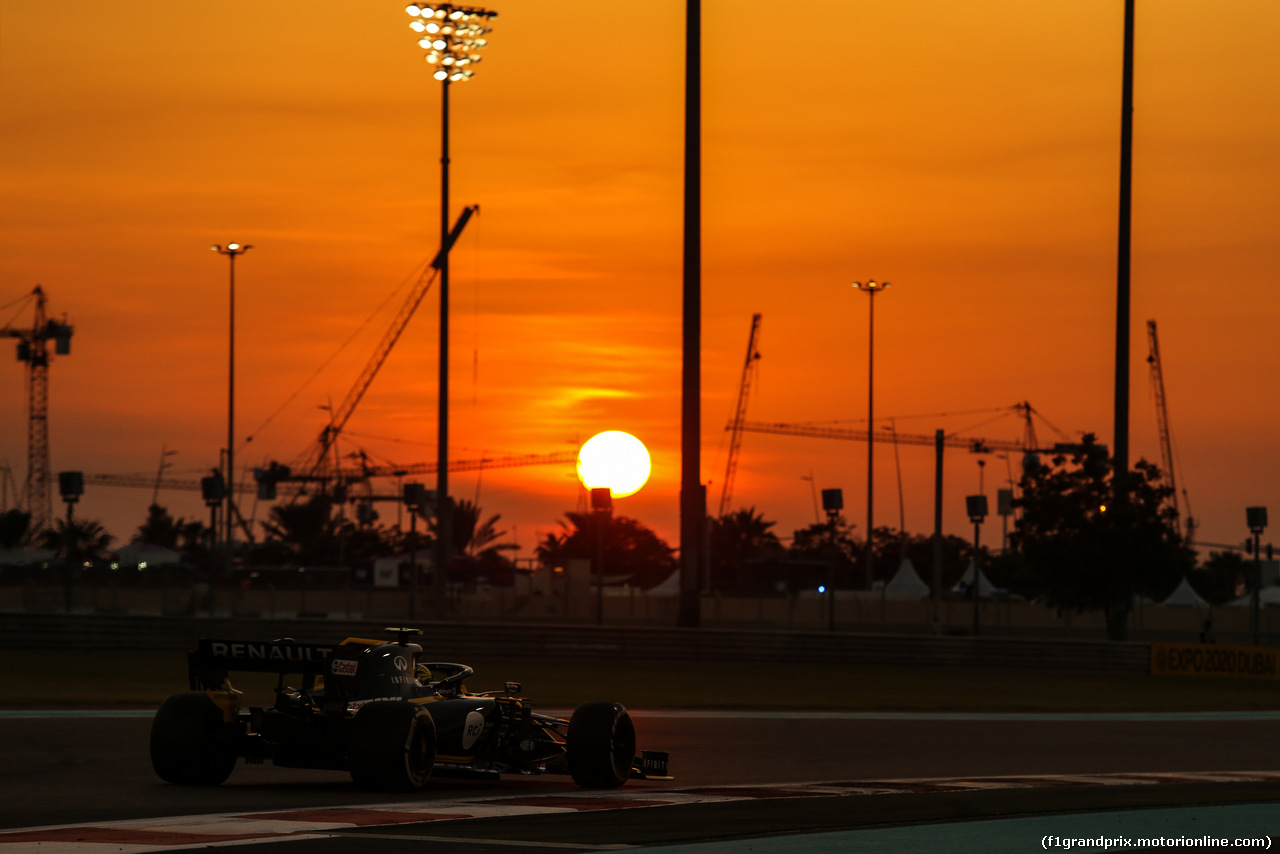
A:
738,403,1094,491
84,472,258,495
92,450,578,500
739,404,1095,604
739,419,1095,460
1146,319,1194,542
718,313,762,517
0,462,16,510
292,205,479,481
352,450,577,481
740,420,1028,454
738,402,1080,455
2,286,73,533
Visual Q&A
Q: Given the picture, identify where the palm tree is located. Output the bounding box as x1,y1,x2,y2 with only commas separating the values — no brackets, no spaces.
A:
790,515,858,558
534,531,564,568
261,495,337,565
537,511,677,590
133,504,205,552
442,499,519,585
708,507,783,593
40,518,114,563
448,499,507,557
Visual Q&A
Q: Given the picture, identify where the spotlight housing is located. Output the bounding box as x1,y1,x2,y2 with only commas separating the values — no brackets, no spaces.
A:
406,2,496,80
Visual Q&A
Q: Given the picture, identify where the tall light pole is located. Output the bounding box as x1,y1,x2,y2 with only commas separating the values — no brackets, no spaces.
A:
1106,0,1136,642
211,242,251,579
405,2,495,610
1113,0,1135,492
678,0,703,628
852,280,889,586
591,487,612,626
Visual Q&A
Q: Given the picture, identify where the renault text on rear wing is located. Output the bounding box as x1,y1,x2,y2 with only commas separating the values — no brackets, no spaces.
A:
187,638,337,690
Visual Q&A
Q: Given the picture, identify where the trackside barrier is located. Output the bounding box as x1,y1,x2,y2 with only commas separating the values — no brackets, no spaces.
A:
1151,642,1280,679
0,612,1150,674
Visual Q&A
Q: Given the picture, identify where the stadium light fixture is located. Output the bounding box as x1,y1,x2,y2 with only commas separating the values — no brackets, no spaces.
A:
406,2,496,83
211,242,252,584
403,2,496,613
851,279,890,597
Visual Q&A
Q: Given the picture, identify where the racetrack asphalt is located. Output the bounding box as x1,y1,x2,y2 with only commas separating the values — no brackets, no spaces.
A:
4,711,1279,852
7,781,1277,853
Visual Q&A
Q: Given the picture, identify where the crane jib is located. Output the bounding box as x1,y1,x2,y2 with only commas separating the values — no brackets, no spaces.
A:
301,202,480,477
431,204,478,271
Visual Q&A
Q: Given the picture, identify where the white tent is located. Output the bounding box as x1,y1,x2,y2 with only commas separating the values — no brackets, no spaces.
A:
643,568,680,597
951,560,997,597
883,558,930,599
1159,576,1209,608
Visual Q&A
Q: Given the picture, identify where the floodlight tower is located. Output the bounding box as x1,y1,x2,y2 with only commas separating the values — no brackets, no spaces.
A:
405,2,496,608
852,279,890,587
211,242,252,577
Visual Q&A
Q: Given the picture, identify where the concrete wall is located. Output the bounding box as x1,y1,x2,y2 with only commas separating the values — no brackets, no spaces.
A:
6,579,1280,646
0,611,1151,674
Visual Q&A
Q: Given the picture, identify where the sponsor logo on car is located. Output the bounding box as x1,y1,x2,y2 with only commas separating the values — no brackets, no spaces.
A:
207,641,334,664
461,711,487,750
331,659,358,676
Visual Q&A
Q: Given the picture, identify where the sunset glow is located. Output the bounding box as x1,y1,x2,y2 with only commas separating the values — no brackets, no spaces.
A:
1,1,1277,555
577,431,652,499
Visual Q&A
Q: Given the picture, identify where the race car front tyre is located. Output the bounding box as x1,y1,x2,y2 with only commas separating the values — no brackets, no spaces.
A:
349,701,436,791
567,701,635,788
150,692,238,786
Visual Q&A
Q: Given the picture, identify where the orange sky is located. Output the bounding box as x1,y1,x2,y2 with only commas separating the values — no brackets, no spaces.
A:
2,0,1278,559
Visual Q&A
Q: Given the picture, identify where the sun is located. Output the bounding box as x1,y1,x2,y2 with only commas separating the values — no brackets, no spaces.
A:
577,431,651,498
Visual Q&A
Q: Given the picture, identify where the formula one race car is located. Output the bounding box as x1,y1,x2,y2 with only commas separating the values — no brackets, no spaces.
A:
150,628,671,791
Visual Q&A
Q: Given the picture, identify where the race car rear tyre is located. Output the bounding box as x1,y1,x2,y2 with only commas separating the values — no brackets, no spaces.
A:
349,701,436,791
150,692,238,786
567,702,635,788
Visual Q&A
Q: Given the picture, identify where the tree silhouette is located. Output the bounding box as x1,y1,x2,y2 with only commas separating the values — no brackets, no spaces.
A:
437,499,517,585
790,515,858,560
534,531,564,568
334,519,398,566
537,511,676,590
133,504,205,552
786,515,862,590
1008,434,1193,638
1194,550,1248,606
708,507,782,593
0,509,32,550
446,498,510,558
388,520,432,559
260,495,337,565
40,518,114,563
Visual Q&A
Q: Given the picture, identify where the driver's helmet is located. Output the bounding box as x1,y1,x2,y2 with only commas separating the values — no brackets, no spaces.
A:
416,663,432,684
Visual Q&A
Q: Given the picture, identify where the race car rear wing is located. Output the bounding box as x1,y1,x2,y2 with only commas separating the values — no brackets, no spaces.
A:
188,638,338,691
